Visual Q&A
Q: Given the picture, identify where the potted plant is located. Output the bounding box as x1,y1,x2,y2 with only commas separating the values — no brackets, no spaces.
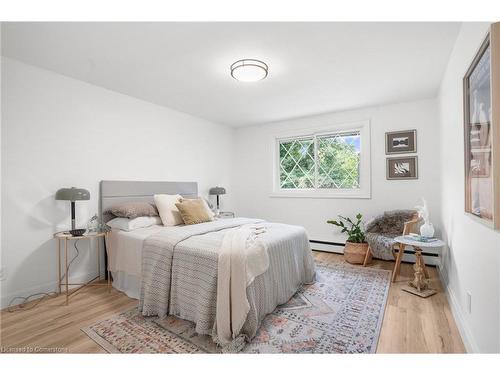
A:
327,213,370,265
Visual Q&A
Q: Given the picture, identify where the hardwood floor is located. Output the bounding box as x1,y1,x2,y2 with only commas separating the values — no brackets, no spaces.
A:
313,251,465,353
0,251,465,353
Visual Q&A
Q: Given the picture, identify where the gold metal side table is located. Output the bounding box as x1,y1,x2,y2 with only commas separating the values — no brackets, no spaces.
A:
54,231,110,305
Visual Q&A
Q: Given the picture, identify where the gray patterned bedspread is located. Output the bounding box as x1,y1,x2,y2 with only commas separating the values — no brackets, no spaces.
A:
139,217,316,349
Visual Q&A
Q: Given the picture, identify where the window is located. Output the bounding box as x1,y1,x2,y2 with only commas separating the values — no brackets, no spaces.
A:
279,137,315,189
273,121,371,198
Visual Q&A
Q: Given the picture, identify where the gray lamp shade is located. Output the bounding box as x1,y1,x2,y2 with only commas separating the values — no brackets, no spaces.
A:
209,186,226,195
55,187,90,201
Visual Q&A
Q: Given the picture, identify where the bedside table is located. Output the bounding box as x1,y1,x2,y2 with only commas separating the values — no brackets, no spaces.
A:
54,231,109,305
217,211,235,219
394,235,444,298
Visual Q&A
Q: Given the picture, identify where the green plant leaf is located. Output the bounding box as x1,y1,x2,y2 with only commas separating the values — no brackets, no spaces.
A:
331,213,366,243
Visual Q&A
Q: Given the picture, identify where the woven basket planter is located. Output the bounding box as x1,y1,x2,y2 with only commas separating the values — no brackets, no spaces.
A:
344,241,370,265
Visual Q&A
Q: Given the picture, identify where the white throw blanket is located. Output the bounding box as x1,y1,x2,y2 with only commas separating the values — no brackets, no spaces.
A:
216,224,269,345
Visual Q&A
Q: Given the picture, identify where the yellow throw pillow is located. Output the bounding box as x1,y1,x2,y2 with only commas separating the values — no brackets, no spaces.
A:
175,198,214,225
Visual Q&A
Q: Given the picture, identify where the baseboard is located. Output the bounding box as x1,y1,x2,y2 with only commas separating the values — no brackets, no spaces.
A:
309,241,345,253
1,270,102,310
437,266,479,353
310,240,440,266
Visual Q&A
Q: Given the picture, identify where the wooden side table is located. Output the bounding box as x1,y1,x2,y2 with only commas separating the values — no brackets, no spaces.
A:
54,231,110,305
394,236,444,298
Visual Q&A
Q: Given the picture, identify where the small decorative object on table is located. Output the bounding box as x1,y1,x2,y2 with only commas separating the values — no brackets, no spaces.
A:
403,234,437,243
87,214,99,232
69,228,86,237
394,235,444,298
87,214,111,234
327,213,372,266
218,211,235,219
415,198,435,238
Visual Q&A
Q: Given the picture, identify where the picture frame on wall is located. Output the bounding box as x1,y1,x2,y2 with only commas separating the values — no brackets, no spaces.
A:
386,156,418,180
463,25,500,229
385,129,417,154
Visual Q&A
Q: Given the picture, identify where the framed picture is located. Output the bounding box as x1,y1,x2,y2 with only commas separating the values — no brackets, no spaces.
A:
386,156,418,180
385,129,417,154
463,27,500,228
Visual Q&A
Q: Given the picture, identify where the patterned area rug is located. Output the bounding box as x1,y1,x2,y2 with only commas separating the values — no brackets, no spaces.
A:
82,262,391,353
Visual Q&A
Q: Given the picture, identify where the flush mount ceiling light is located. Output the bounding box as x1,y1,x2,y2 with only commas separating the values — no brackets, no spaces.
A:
230,59,268,82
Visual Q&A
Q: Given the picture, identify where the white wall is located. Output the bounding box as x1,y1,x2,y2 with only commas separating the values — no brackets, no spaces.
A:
0,25,3,287
438,22,500,353
0,58,234,308
232,99,441,244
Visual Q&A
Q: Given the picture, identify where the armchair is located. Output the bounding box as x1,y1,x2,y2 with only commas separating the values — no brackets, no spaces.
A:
365,210,420,282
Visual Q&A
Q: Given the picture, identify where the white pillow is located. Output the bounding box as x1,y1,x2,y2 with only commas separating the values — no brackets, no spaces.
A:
154,194,183,226
107,216,162,232
202,198,216,219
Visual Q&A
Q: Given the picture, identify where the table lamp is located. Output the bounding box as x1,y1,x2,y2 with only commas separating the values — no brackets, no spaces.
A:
209,186,226,214
56,187,90,235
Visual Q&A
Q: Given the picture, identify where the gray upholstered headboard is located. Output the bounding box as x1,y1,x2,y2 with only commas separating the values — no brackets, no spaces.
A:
100,180,198,223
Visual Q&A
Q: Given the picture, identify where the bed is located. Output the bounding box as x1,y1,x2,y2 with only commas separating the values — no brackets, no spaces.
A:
101,180,316,352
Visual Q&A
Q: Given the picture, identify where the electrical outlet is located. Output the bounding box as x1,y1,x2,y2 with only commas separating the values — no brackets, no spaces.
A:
466,291,472,314
0,267,6,281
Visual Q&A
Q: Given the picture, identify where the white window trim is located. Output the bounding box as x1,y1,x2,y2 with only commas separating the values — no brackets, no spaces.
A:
271,120,371,199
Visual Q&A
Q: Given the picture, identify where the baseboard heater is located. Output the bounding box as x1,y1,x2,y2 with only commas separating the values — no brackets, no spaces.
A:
309,239,440,266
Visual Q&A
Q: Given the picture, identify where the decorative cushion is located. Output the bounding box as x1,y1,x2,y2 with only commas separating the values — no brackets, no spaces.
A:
175,198,214,225
106,201,158,219
154,194,184,226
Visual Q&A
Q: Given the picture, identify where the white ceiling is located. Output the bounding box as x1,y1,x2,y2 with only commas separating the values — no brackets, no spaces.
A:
1,22,461,127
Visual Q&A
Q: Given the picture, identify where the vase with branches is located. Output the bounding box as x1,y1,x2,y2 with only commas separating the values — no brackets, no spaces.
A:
415,198,434,237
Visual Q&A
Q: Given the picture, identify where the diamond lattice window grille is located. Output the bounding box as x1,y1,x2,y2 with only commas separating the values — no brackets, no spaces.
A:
317,132,360,189
278,131,361,190
279,138,315,189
